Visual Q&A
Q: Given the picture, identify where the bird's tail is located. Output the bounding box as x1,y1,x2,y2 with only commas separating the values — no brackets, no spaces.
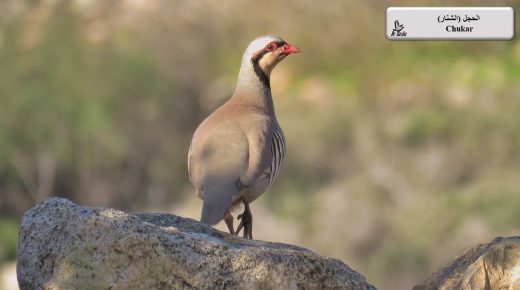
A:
199,146,246,225
198,123,248,225
200,176,238,225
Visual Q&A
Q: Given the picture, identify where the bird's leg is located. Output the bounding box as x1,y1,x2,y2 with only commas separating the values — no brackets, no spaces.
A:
244,202,253,239
235,201,253,239
224,211,235,235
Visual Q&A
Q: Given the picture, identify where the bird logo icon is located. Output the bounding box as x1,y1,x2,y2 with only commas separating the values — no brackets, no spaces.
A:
391,20,407,37
394,20,404,32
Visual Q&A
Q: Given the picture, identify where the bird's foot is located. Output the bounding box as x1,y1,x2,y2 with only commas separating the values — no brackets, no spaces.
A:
235,203,253,239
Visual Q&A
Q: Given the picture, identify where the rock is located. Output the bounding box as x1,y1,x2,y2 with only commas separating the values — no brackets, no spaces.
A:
414,236,520,290
17,197,376,290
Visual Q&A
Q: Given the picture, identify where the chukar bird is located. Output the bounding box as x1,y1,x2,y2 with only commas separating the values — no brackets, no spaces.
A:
188,35,300,239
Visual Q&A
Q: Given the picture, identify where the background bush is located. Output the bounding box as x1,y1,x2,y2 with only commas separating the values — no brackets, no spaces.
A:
0,1,518,289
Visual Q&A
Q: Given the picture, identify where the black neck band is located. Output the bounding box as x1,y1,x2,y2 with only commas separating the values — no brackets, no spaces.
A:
252,58,270,90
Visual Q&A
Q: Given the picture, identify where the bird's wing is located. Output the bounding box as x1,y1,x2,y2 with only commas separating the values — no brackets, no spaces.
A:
240,118,285,190
239,116,276,186
267,123,285,187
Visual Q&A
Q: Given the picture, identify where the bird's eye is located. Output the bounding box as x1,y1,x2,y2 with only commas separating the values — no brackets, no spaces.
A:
265,42,278,52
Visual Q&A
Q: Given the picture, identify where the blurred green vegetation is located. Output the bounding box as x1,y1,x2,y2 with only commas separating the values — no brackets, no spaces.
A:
1,0,519,289
0,218,18,262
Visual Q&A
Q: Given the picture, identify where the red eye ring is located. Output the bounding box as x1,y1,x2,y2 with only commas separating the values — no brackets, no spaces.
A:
265,42,278,52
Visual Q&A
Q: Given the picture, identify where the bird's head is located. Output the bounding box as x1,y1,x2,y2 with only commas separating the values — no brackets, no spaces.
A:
242,35,300,77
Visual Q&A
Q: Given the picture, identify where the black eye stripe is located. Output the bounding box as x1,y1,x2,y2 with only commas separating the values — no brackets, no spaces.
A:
271,41,285,49
250,40,286,62
251,50,267,62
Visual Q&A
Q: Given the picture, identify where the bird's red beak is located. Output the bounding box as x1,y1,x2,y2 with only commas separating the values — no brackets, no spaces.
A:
282,43,301,54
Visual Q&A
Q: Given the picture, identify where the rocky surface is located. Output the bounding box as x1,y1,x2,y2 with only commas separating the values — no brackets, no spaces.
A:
17,197,376,290
414,236,520,290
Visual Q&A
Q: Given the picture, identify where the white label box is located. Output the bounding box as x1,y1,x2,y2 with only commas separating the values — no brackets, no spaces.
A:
387,7,514,40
